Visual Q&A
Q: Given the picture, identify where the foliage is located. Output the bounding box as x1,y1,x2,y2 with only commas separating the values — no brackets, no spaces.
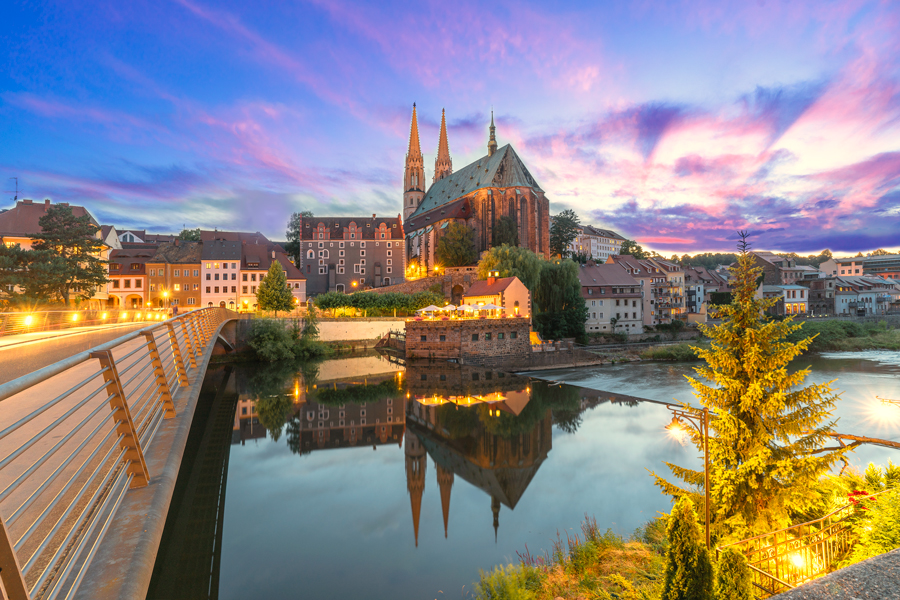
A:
247,318,330,362
256,261,295,314
532,259,587,341
619,239,648,259
785,319,900,352
708,291,732,306
284,210,313,264
714,548,752,600
846,488,900,565
474,516,665,600
178,228,201,241
640,343,704,361
477,245,544,292
313,289,444,316
255,394,294,442
493,215,520,248
436,221,477,267
0,243,56,306
570,251,591,265
679,253,738,269
653,232,843,541
28,205,109,304
869,248,892,256
656,319,686,340
549,209,580,258
661,498,713,600
315,378,403,406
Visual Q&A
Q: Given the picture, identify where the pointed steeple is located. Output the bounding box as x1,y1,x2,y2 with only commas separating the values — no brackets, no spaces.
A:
491,496,500,543
405,429,426,547
404,103,426,221
436,465,454,538
434,108,453,183
487,110,498,157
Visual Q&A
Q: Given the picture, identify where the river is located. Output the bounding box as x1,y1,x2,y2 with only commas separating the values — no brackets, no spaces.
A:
146,350,900,600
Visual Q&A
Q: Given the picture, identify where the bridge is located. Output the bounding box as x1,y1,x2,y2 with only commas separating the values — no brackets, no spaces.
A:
0,307,240,600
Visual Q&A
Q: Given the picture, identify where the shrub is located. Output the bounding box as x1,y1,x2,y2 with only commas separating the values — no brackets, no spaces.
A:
715,547,752,600
247,319,295,362
662,498,713,600
474,564,539,600
845,488,900,564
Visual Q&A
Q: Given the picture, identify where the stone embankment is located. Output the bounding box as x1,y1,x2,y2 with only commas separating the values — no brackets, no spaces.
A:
230,317,406,354
771,548,900,600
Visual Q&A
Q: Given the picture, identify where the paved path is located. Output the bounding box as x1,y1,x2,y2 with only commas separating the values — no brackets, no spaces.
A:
772,548,900,599
0,323,148,384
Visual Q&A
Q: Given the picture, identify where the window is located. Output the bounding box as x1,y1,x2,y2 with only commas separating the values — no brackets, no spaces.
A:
420,335,427,342
206,286,211,293
174,284,180,291
439,335,446,341
319,267,327,274
242,286,248,294
231,273,236,280
214,287,219,293
124,279,131,288
193,270,199,277
193,284,199,290
214,274,219,281
251,274,257,282
174,269,180,277
360,250,366,257
338,267,345,274
485,332,492,340
242,273,248,281
149,269,156,276
251,286,256,293
187,297,196,305
339,250,345,257
472,334,479,341
206,273,211,280
231,286,236,293
510,331,518,339
150,284,156,291
498,332,504,340
130,263,141,269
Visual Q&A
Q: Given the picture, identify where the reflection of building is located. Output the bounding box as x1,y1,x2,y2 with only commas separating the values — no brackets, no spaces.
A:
231,398,266,445
403,368,551,544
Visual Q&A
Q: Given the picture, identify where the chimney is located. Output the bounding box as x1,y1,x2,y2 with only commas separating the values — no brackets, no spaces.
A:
487,270,497,286
271,250,275,259
174,238,180,247
23,199,32,205
44,199,50,208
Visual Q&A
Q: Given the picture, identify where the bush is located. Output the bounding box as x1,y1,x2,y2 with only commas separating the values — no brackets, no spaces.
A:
474,564,540,600
846,488,900,564
640,343,704,361
662,498,713,600
313,289,445,316
247,319,295,362
715,547,752,600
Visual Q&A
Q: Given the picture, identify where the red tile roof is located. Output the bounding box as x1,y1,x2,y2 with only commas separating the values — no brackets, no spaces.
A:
0,200,97,237
464,276,518,296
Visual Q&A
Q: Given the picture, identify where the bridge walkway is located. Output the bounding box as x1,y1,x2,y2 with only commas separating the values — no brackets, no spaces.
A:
0,307,239,600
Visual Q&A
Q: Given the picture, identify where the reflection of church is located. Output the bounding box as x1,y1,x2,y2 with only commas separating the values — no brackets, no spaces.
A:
403,368,552,545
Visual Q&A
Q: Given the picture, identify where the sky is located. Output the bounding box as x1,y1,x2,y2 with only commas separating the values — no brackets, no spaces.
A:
1,0,899,255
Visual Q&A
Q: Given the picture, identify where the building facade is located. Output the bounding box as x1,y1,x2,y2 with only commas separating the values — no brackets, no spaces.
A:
298,215,404,296
461,275,532,319
567,225,626,262
578,263,644,334
147,241,202,310
403,106,551,275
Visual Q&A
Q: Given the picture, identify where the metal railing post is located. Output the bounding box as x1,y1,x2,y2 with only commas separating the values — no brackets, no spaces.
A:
0,515,30,600
90,350,150,488
165,323,189,388
179,318,199,369
142,332,177,419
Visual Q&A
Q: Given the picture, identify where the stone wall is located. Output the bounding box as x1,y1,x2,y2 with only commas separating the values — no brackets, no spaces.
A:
233,317,405,352
405,318,531,360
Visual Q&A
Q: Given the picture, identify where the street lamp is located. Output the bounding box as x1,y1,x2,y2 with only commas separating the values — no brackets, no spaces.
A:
162,290,169,312
666,403,711,549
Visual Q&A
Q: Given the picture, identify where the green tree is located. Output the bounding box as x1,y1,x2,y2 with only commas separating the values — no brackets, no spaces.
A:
30,204,109,304
0,243,57,306
492,215,519,247
714,547,752,600
661,497,713,600
178,228,201,241
477,245,544,292
654,232,843,540
256,260,295,315
619,239,648,259
549,209,580,258
284,210,313,265
435,222,477,267
869,248,892,256
532,258,587,341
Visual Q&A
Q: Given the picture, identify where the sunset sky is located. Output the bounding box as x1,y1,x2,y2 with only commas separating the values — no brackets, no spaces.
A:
1,0,899,254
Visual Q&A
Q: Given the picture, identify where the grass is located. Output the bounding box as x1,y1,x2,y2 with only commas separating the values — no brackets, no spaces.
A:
473,516,666,600
786,319,900,352
639,342,708,361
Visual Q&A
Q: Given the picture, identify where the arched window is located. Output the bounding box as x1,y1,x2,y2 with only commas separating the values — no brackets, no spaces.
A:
307,249,315,259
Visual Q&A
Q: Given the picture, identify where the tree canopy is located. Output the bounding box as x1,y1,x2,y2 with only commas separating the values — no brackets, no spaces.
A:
477,244,544,292
492,215,519,247
619,239,648,259
870,248,893,256
256,261,295,314
549,209,580,258
654,232,843,541
532,258,588,341
178,228,201,241
314,289,444,316
30,205,109,304
435,221,477,267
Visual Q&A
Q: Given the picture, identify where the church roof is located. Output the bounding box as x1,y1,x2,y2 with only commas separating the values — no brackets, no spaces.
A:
408,144,544,221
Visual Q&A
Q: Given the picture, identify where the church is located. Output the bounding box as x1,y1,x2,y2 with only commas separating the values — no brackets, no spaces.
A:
403,105,551,276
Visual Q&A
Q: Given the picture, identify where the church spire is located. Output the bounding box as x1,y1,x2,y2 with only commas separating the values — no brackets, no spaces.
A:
487,110,498,157
437,465,454,538
491,496,500,543
405,429,426,547
434,108,453,183
404,103,426,221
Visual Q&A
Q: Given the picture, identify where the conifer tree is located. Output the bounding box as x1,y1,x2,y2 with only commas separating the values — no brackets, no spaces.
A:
653,232,843,540
715,547,752,600
256,260,295,315
662,497,713,600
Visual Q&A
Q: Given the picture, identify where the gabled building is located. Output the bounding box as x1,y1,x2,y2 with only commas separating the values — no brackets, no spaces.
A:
821,254,900,281
752,252,823,285
108,246,156,308
299,215,404,296
578,262,644,334
605,255,654,328
567,225,626,262
239,244,306,310
147,240,202,310
461,274,531,319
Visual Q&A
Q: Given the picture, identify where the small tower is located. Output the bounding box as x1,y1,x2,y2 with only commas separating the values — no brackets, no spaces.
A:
487,110,498,157
404,103,426,221
405,429,427,547
433,109,453,183
491,496,500,543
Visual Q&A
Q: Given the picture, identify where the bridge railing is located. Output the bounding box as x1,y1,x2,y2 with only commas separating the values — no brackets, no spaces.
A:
0,307,234,600
0,309,173,338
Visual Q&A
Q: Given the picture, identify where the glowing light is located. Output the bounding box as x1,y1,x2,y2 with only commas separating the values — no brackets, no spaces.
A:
24,315,33,326
162,291,168,298
666,417,687,443
867,397,900,426
71,313,79,322
122,312,128,319
789,553,805,569
102,312,108,319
